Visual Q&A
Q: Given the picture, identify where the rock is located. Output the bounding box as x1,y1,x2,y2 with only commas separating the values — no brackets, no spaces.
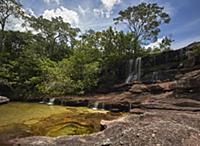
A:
0,96,9,104
176,69,200,93
129,84,148,93
101,138,112,146
13,110,200,146
185,49,196,68
148,81,177,94
130,108,145,115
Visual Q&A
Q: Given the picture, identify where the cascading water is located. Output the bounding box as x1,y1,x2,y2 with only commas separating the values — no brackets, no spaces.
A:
129,102,132,111
125,57,142,83
178,48,185,68
47,98,55,105
101,103,105,110
135,57,142,81
125,59,134,83
39,100,45,104
152,71,158,82
92,102,99,110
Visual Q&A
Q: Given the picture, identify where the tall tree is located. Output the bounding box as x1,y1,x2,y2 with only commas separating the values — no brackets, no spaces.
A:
114,2,170,53
0,0,24,31
29,16,80,60
0,0,24,50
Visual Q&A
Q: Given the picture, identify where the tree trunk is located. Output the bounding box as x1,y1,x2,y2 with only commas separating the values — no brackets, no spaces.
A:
0,22,6,51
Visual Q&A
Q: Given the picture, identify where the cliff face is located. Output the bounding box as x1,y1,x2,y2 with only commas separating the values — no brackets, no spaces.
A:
139,42,200,83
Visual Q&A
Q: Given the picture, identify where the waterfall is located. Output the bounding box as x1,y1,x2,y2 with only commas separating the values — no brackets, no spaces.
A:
92,102,99,110
125,59,134,83
47,98,55,105
135,57,142,81
152,71,158,82
125,57,142,83
129,103,132,111
101,103,105,110
39,100,45,104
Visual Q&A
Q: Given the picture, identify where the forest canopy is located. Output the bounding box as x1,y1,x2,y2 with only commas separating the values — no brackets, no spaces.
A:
0,0,172,98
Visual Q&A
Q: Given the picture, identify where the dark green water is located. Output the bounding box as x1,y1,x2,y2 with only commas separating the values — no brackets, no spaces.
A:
0,102,121,145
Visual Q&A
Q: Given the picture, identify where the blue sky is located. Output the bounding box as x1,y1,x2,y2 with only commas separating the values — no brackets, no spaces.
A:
19,0,200,49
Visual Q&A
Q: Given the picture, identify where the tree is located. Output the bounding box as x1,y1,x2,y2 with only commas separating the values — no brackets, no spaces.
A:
0,0,24,50
159,36,173,52
29,16,80,60
114,2,170,51
80,27,139,87
0,0,24,31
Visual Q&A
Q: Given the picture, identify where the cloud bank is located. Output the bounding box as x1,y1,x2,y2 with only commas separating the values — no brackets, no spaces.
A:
42,6,79,26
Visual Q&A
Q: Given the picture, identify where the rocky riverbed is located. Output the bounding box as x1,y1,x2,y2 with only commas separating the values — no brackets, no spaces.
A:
12,110,200,146
10,67,200,146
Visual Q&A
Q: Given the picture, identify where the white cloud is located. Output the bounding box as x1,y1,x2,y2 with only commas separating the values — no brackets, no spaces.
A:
43,0,60,5
144,37,165,49
78,5,89,16
93,8,113,18
42,6,79,26
93,8,112,18
5,16,38,33
27,8,36,17
101,0,121,11
93,0,121,18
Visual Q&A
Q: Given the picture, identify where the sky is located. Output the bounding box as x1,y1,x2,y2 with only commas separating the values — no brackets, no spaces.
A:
12,0,200,49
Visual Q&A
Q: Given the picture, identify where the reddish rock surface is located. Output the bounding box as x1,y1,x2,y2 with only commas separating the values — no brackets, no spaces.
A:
12,110,200,146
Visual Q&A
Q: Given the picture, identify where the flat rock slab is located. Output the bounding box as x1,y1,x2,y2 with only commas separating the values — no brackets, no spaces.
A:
11,110,200,146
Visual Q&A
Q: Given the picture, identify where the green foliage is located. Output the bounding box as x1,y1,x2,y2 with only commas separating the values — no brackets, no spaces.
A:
36,58,73,96
0,0,25,51
0,2,173,98
192,43,200,55
68,43,101,94
0,0,24,31
114,2,170,46
159,37,173,52
29,16,80,61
